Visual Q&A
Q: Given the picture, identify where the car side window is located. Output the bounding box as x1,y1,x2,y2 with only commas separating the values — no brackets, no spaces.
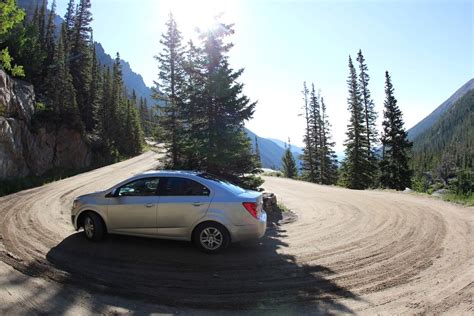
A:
160,177,210,196
117,177,159,197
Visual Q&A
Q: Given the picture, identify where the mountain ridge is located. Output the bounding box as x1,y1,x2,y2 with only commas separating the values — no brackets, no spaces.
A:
245,128,302,171
17,0,155,108
407,78,474,140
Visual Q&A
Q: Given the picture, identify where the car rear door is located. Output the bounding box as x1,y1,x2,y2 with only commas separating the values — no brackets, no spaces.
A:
156,177,212,238
107,177,160,236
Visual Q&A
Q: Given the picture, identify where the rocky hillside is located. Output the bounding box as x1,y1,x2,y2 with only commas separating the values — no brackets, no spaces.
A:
0,69,90,180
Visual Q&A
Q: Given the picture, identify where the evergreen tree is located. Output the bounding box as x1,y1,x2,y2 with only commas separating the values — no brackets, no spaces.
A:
44,0,56,68
320,96,339,184
357,49,378,184
69,0,93,130
183,21,258,180
38,0,46,48
45,22,80,127
138,97,152,136
309,83,322,183
111,53,126,153
63,0,75,53
89,35,102,131
341,56,371,189
282,140,298,179
300,82,317,181
380,71,413,190
254,135,262,168
153,12,186,168
94,65,114,151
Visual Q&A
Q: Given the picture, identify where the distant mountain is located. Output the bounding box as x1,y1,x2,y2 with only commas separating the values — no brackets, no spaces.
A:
17,0,155,107
94,43,154,106
268,138,304,155
408,79,474,140
411,87,473,173
245,129,302,171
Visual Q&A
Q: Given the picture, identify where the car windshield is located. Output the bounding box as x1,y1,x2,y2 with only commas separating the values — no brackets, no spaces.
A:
198,173,246,195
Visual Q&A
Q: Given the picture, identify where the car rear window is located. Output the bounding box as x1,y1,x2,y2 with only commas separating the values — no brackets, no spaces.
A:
198,173,246,195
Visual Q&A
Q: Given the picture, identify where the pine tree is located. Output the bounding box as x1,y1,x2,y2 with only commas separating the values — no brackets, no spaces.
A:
380,71,413,190
44,0,56,68
180,21,259,185
341,55,371,189
357,49,378,184
300,82,317,182
253,135,262,168
282,140,298,179
95,65,114,151
153,12,186,168
63,0,75,51
69,0,93,131
138,97,151,136
89,36,102,132
320,96,339,184
111,53,126,153
38,0,46,48
45,22,80,128
309,83,322,183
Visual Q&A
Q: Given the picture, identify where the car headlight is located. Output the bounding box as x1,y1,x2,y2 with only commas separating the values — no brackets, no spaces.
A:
72,199,79,209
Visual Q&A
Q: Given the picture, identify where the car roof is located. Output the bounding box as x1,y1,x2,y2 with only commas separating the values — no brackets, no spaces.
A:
137,170,202,177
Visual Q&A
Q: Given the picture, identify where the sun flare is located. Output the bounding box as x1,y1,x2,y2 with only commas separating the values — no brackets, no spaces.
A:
158,0,237,38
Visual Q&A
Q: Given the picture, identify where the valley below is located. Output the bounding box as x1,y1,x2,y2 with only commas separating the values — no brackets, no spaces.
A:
0,151,472,314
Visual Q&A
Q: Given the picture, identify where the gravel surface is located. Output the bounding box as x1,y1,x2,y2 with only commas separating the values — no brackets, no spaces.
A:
0,151,472,314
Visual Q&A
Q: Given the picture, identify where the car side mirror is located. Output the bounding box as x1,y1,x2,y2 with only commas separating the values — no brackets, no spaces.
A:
105,189,118,198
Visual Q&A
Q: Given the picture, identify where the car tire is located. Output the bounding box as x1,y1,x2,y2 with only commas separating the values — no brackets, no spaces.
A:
193,222,230,254
83,212,105,241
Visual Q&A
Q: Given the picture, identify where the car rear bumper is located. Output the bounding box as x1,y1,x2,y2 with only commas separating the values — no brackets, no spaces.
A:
229,211,267,242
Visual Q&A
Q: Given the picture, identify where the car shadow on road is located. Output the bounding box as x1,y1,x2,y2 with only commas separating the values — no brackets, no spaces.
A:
21,207,361,314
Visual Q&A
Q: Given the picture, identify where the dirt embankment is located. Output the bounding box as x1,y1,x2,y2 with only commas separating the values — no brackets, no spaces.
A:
0,151,472,314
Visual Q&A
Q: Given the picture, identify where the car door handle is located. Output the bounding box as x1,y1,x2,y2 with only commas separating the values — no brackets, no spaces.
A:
145,203,154,208
192,202,204,206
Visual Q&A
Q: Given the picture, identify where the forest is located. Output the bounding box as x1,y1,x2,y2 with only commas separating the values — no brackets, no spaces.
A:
1,0,471,202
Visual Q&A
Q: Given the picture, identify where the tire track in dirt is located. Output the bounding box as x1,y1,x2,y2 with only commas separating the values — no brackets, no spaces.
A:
0,151,472,314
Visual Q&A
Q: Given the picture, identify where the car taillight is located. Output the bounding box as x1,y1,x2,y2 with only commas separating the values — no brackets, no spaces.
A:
242,202,258,219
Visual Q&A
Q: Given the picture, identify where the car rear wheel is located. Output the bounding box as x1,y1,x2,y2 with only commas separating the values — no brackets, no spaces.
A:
194,222,230,253
83,212,105,241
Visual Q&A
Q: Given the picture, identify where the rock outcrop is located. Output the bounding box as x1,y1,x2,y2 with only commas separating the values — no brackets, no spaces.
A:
0,69,91,180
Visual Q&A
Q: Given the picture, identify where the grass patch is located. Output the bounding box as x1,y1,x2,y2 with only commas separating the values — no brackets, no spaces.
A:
442,192,474,207
277,202,290,212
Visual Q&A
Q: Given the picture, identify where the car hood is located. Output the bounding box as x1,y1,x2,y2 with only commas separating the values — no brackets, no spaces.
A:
77,190,106,199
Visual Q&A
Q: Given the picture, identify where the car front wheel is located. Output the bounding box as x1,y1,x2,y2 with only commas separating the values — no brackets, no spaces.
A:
194,222,230,253
83,212,105,241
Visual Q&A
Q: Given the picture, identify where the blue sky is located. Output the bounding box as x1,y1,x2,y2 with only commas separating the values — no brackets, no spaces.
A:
55,0,473,151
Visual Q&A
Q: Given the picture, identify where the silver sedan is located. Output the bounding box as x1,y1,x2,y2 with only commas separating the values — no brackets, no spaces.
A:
71,171,267,253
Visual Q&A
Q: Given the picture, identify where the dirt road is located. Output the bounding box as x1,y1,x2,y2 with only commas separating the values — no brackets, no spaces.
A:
0,151,472,314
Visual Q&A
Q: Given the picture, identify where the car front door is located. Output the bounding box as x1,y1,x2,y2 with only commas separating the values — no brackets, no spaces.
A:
156,177,212,238
107,177,160,236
